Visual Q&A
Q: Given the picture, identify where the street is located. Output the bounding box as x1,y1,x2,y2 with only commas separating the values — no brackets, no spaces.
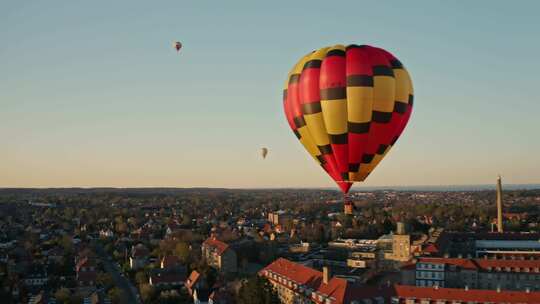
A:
94,243,142,304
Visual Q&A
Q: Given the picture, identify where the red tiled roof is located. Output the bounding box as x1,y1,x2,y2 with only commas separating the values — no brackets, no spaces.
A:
393,285,540,303
449,232,540,241
416,257,478,270
76,257,95,272
203,238,229,255
260,258,321,290
417,257,540,272
401,263,416,270
259,258,386,303
475,258,540,272
185,270,201,289
422,243,439,253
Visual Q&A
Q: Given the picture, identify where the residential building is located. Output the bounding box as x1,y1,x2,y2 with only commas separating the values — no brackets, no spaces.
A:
129,244,149,270
160,255,180,269
268,211,293,231
391,234,411,262
149,271,186,288
391,285,540,304
259,258,387,304
76,256,97,289
202,238,237,274
149,255,187,288
185,270,210,304
401,257,540,291
24,264,48,287
208,288,233,304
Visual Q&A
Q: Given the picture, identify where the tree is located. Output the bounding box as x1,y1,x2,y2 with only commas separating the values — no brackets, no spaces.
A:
108,287,125,304
116,222,128,234
237,276,280,304
174,242,190,263
69,294,83,304
60,235,73,253
135,271,148,285
54,287,71,304
139,283,156,303
97,272,114,287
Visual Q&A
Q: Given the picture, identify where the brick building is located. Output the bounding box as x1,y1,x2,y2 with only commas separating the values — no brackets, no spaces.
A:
202,237,237,274
402,257,540,291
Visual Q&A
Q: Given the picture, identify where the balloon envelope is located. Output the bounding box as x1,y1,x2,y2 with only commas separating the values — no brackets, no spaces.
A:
283,44,414,193
174,41,182,52
261,148,268,159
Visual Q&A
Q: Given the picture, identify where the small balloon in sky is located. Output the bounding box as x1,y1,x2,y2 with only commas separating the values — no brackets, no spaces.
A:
174,41,182,53
261,147,268,159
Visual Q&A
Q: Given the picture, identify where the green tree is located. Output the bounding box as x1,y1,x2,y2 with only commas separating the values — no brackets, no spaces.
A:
54,287,71,304
139,283,156,303
237,276,279,304
97,273,114,287
135,271,148,285
60,235,73,253
174,242,190,263
108,287,125,304
69,294,83,304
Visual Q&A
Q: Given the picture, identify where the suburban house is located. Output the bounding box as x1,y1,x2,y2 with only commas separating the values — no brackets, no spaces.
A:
129,244,149,270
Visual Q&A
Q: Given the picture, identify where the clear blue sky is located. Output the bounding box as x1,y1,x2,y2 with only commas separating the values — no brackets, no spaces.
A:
1,1,539,188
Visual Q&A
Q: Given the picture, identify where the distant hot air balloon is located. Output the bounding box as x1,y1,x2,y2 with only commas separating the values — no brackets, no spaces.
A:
283,44,414,194
261,147,268,159
174,41,182,53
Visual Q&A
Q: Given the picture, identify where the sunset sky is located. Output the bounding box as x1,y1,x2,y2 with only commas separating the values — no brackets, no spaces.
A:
1,1,539,189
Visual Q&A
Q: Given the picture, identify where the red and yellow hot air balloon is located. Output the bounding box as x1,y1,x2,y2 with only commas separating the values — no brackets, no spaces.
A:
283,44,414,193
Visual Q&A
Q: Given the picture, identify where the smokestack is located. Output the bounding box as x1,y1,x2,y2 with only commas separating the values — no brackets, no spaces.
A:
323,266,331,284
497,175,503,233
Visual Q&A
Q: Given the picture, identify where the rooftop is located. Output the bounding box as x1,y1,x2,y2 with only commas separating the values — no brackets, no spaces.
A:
393,285,540,303
203,238,230,255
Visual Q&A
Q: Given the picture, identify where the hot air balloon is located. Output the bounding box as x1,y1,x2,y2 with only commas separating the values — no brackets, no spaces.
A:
261,147,268,159
174,41,182,53
283,44,414,194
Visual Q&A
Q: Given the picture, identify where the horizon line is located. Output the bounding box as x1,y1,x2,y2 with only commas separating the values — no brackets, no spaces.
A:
1,183,540,192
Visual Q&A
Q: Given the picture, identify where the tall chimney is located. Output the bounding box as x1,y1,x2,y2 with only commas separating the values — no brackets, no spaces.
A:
323,266,331,284
496,175,503,233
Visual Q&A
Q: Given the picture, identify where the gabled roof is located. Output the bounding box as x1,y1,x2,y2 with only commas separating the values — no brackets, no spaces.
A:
203,238,230,255
260,258,385,303
76,256,96,272
185,270,201,290
260,258,321,290
161,255,180,269
77,270,97,282
132,244,149,258
422,243,439,253
209,289,233,303
150,272,186,285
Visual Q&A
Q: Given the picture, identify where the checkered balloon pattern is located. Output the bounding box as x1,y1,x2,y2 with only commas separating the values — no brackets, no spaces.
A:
283,44,414,193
